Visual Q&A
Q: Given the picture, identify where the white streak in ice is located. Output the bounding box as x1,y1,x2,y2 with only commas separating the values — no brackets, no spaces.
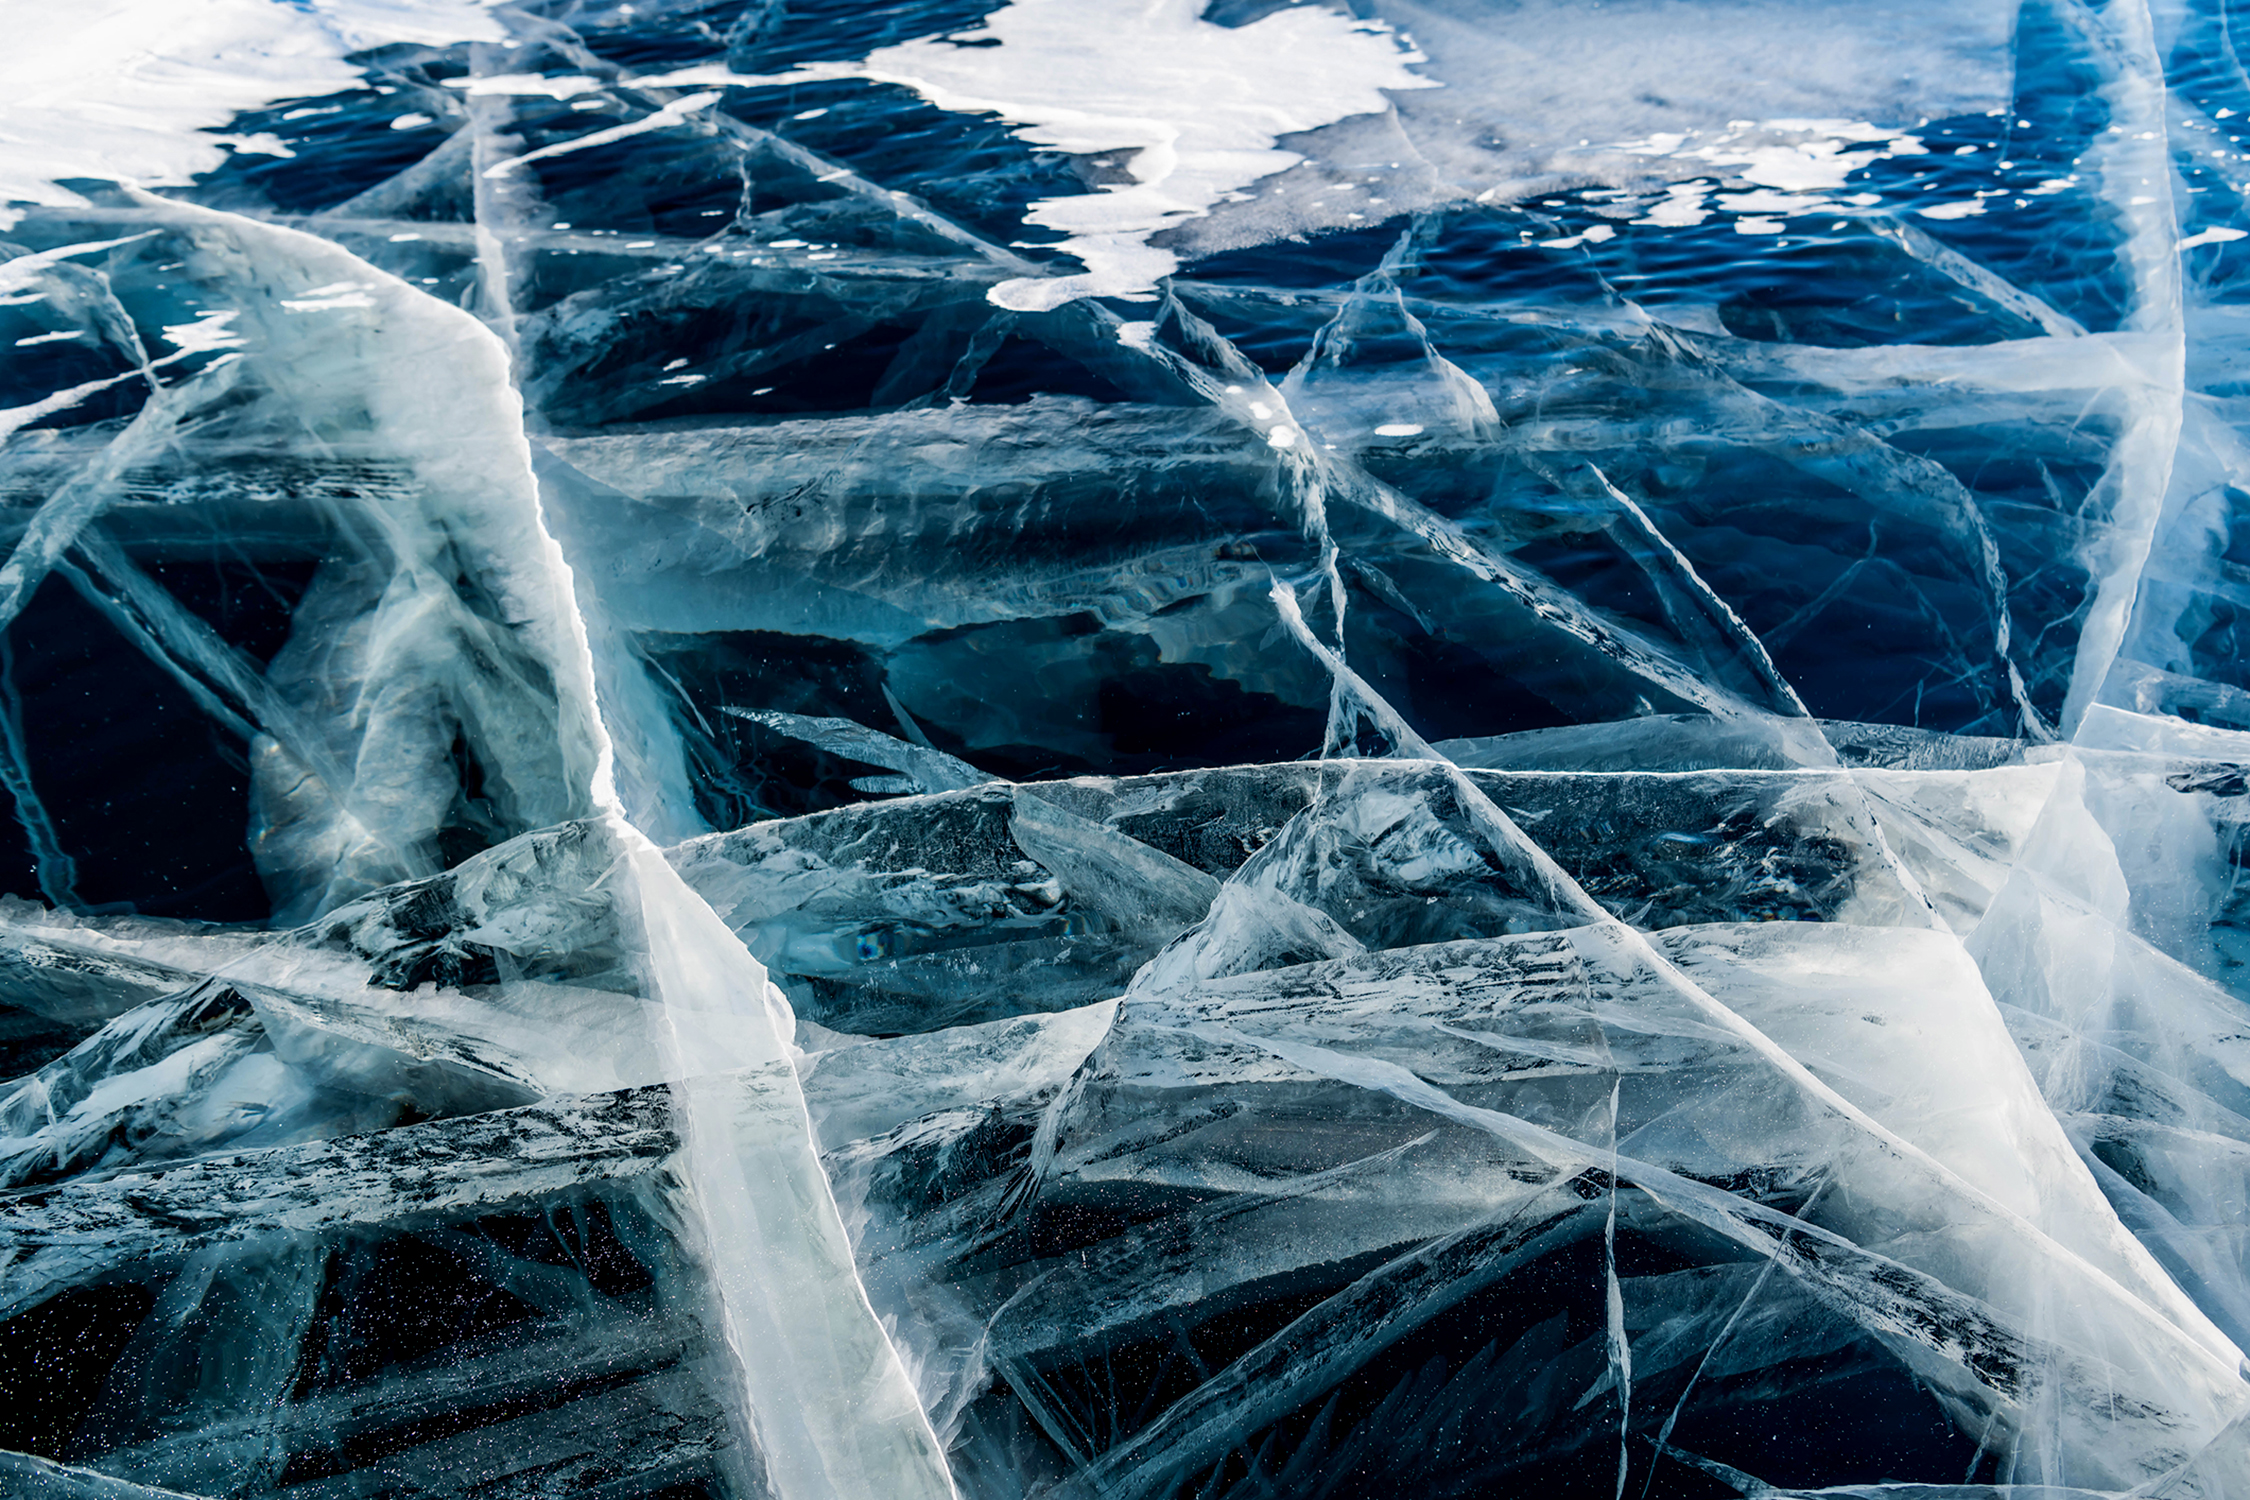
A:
481,92,723,179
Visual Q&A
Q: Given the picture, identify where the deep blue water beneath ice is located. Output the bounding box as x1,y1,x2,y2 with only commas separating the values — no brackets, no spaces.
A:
4,2,2250,1496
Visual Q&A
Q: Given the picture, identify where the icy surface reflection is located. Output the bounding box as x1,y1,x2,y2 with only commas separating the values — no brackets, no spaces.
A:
2,0,2250,1496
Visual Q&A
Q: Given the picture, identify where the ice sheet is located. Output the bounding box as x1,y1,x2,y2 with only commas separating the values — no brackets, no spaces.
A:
2,0,2249,1494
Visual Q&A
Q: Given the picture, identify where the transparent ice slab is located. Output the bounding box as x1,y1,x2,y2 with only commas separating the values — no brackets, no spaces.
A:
4,0,2250,1494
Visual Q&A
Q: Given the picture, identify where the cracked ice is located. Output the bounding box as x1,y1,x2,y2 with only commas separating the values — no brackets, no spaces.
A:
1,1,2249,1498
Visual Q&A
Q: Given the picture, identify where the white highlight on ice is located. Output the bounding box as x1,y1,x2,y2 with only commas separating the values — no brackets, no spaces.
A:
279,281,376,312
444,72,603,98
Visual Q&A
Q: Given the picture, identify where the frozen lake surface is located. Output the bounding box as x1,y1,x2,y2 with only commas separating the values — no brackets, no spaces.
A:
1,1,2248,1496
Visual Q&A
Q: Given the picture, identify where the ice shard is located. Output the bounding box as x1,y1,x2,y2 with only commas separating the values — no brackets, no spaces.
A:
4,0,2250,1494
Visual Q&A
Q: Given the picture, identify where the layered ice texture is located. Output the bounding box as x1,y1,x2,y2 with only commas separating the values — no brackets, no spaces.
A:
2,0,2250,1496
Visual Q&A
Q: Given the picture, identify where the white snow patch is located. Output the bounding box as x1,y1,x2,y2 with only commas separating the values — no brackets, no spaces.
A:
639,0,1432,310
1534,222,1617,250
210,132,294,158
2179,225,2248,250
1367,0,2006,209
0,0,501,206
158,307,245,353
1633,182,1714,227
1616,118,1924,222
